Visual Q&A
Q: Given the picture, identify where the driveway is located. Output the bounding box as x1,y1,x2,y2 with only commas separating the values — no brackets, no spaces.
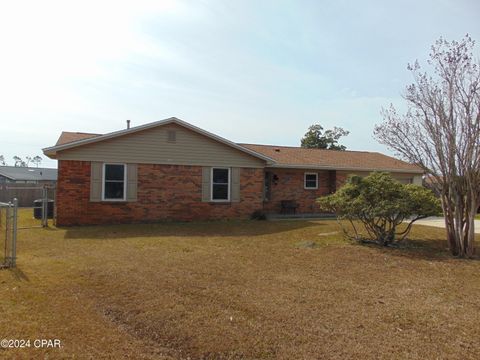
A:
414,217,480,234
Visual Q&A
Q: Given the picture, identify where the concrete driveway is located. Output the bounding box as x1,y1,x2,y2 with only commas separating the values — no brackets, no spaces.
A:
414,217,480,234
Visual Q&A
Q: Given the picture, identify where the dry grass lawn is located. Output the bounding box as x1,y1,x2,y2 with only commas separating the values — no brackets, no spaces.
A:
1,209,480,359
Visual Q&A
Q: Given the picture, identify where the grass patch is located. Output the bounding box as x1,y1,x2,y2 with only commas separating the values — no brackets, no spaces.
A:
0,209,479,358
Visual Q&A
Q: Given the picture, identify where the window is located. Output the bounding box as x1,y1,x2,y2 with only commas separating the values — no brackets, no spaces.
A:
304,172,318,189
211,168,230,201
103,164,126,200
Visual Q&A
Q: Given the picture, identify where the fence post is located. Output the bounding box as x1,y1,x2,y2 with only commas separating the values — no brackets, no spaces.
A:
53,186,57,227
42,186,48,228
5,204,10,266
11,198,17,267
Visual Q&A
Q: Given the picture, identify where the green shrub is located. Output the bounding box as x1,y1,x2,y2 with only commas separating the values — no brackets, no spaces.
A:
317,172,441,246
250,210,267,220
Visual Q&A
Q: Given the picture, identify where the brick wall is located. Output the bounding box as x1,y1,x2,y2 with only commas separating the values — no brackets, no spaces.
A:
263,168,334,214
56,160,264,226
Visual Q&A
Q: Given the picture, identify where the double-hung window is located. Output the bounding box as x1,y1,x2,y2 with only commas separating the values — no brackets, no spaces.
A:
103,164,126,201
211,168,230,201
304,172,318,189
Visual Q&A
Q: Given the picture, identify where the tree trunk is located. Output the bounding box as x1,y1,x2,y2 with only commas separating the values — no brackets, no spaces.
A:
465,212,475,258
441,192,477,258
464,195,477,258
441,195,459,256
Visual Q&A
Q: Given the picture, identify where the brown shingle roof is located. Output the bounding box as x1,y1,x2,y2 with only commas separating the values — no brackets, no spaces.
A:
51,127,421,173
239,144,422,173
56,131,101,146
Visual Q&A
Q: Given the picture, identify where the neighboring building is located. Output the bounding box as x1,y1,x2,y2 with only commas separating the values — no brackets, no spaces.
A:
0,166,57,184
43,118,423,226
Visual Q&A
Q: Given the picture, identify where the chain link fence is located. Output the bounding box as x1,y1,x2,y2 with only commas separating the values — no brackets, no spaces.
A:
0,199,18,268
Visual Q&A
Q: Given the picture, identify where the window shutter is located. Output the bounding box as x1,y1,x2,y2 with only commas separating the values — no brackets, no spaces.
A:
90,162,102,202
126,164,138,202
202,167,211,202
231,167,240,202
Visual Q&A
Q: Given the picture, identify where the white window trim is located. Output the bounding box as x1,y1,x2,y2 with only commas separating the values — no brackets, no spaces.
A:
304,172,318,190
211,167,231,202
102,163,127,201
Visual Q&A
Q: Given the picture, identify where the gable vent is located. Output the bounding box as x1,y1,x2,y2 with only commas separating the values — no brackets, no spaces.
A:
167,130,177,142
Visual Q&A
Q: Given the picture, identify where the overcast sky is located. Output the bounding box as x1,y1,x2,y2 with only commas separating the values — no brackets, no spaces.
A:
0,0,479,168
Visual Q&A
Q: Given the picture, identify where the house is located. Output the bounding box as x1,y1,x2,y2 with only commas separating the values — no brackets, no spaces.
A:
0,166,57,184
43,118,423,226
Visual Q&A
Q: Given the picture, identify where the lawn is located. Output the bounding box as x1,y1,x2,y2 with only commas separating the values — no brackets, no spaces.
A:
1,209,480,359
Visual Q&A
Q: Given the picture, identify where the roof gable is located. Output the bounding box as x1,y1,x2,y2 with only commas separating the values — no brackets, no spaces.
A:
44,118,273,163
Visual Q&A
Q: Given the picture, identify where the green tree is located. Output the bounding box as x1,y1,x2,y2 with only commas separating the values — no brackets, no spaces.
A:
300,124,349,150
13,156,26,167
32,155,42,167
0,155,5,166
26,155,43,167
317,172,441,246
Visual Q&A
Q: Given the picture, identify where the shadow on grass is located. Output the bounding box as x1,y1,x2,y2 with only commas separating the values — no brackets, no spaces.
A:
334,220,479,261
63,219,325,240
8,267,30,281
354,237,479,262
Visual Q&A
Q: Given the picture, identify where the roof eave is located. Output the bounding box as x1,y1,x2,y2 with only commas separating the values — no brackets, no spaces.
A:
268,163,424,174
0,172,16,180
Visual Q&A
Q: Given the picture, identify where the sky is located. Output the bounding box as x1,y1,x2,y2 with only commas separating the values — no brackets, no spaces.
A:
0,0,479,168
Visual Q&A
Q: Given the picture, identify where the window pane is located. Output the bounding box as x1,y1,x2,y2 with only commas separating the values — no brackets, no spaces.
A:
213,168,229,183
104,182,124,199
105,164,125,181
212,184,229,200
305,174,317,188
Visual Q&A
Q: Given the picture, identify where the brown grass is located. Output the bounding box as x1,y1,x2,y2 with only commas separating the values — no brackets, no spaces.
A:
1,209,480,359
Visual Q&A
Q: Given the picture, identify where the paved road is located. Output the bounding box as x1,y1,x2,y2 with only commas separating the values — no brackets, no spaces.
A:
414,217,480,234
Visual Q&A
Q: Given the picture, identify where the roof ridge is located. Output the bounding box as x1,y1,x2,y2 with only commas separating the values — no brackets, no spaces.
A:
62,131,102,135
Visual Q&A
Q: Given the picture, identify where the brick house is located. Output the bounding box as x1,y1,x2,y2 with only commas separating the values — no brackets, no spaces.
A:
43,118,423,226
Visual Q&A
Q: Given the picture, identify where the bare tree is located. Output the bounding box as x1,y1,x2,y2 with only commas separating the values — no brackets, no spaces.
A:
0,155,5,166
374,35,480,258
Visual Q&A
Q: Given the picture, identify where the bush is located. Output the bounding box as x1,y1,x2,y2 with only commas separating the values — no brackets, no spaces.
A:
250,210,267,220
317,172,441,246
